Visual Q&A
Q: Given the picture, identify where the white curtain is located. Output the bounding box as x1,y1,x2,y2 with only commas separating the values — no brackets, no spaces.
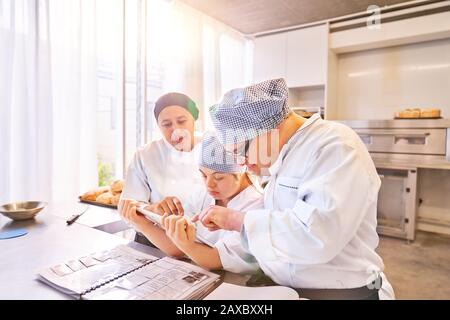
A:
0,0,253,205
0,0,98,205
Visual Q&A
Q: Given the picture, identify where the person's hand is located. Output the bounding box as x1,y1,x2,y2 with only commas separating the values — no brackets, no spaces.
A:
161,214,196,250
119,199,153,232
192,206,246,232
151,197,185,216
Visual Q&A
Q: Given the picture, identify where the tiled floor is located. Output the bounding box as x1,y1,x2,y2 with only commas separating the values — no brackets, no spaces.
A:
377,231,450,299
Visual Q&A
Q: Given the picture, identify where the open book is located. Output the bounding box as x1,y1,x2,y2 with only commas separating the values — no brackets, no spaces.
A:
137,205,215,248
37,245,221,300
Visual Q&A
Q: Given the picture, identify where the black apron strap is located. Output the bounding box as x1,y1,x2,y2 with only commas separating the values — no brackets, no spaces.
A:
296,285,379,300
247,271,381,300
296,276,382,300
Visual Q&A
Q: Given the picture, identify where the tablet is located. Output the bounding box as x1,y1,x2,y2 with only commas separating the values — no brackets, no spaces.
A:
137,205,214,248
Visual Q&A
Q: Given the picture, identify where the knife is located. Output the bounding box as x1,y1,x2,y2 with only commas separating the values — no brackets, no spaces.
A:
66,205,90,226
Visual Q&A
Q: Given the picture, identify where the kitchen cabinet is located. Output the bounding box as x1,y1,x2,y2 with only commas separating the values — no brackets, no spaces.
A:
285,24,328,87
253,24,328,87
253,32,287,84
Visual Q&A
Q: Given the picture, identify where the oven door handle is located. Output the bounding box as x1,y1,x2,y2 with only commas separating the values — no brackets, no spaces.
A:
358,132,431,138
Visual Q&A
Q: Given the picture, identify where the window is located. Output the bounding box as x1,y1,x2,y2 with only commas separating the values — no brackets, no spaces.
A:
95,0,254,184
96,0,124,185
0,0,253,203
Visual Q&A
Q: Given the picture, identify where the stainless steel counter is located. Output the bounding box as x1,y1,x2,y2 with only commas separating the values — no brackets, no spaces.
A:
0,209,130,299
0,204,249,299
336,119,450,129
47,202,123,228
371,154,450,170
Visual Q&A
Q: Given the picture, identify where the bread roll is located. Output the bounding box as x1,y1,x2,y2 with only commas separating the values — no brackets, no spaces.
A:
95,186,110,197
111,193,121,206
110,180,124,194
96,192,113,205
81,190,97,201
398,109,420,118
420,108,441,118
81,186,109,200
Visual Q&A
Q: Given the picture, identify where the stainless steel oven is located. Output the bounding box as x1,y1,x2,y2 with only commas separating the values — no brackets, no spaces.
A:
337,119,450,241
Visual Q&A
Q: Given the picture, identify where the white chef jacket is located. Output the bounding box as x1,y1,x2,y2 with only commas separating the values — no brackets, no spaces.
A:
122,135,208,214
185,184,264,274
241,114,395,299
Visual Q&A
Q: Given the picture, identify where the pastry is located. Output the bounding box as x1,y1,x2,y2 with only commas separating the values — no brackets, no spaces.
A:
80,190,97,201
397,108,420,118
396,107,441,119
110,180,124,194
81,186,109,201
420,108,441,118
96,192,114,205
111,193,121,206
95,186,110,196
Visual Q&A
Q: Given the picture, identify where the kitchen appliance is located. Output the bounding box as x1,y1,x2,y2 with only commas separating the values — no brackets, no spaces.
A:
337,119,450,240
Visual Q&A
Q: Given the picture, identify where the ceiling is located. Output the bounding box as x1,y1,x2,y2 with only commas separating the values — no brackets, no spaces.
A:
180,0,418,34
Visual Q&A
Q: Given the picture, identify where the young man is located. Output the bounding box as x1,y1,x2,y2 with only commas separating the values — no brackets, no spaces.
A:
193,78,395,300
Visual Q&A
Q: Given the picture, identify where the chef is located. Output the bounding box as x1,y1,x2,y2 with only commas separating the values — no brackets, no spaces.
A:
119,92,207,246
193,78,395,300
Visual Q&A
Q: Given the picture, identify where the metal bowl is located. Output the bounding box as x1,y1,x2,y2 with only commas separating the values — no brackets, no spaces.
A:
0,201,47,221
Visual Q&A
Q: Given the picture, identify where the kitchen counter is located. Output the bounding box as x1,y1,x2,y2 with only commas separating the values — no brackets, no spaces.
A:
371,154,450,170
0,204,249,299
336,119,450,129
47,201,123,228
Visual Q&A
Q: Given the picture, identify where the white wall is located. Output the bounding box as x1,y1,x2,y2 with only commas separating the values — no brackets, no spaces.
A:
334,38,450,120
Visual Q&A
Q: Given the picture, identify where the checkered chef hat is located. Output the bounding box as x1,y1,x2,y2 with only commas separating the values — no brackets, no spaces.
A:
199,133,245,173
209,78,291,145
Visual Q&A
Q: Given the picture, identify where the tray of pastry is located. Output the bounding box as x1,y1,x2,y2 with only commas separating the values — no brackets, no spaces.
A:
78,198,118,209
79,180,124,210
394,117,443,120
395,108,442,119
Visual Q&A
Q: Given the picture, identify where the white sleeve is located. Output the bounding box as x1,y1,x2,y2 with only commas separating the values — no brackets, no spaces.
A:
193,221,259,274
242,141,380,265
121,151,152,203
215,232,260,274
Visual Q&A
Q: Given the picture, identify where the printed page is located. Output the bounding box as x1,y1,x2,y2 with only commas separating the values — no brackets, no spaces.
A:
38,244,220,300
204,283,300,300
85,256,221,300
37,245,158,297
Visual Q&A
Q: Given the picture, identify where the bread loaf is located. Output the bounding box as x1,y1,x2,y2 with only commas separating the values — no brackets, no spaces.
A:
111,193,121,206
396,108,441,119
81,186,108,201
420,108,440,118
80,190,97,201
96,192,114,205
110,180,124,194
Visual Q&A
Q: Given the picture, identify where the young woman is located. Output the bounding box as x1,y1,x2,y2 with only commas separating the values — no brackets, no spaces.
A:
121,135,263,274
